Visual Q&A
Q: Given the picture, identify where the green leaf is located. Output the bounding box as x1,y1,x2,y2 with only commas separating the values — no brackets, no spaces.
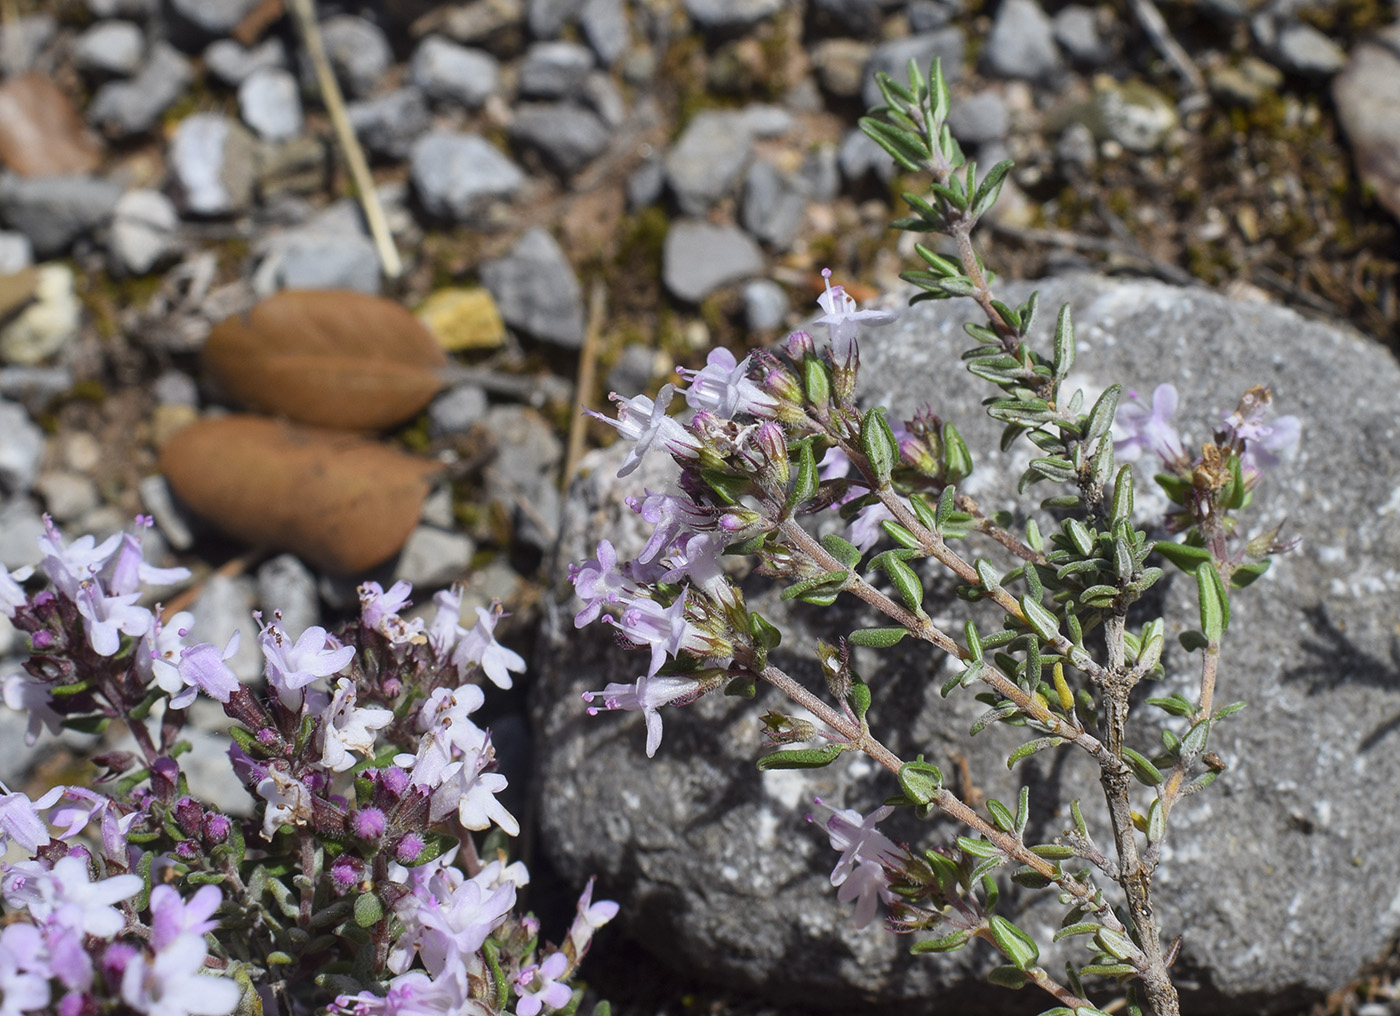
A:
986,797,1015,833
1029,843,1075,860
1094,927,1139,961
701,467,751,505
1052,304,1075,380
944,425,973,485
1007,736,1064,768
787,441,819,511
987,965,1029,989
972,158,1015,218
911,929,973,953
885,554,925,612
1155,540,1212,571
859,117,932,173
1053,922,1102,942
1196,562,1228,641
1028,457,1076,484
756,744,845,770
1231,560,1270,588
848,627,909,648
803,357,831,405
1121,746,1163,786
861,407,899,483
956,836,1000,859
881,520,921,550
819,532,862,570
1146,694,1194,717
1020,596,1061,641
898,759,944,804
780,569,848,601
848,678,871,720
1110,464,1134,525
1179,629,1209,652
976,559,1002,591
1146,799,1165,844
353,892,384,928
988,915,1040,970
942,658,988,697
748,611,782,651
1084,384,1121,444
1079,963,1137,977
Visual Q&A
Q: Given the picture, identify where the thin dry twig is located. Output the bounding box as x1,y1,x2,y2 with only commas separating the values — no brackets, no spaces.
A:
565,280,608,485
286,0,403,280
1124,0,1208,110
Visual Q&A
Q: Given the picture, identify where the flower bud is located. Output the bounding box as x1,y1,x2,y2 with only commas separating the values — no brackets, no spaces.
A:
174,796,204,837
394,832,426,865
816,638,853,702
352,807,387,840
785,329,816,360
751,421,790,489
203,813,231,844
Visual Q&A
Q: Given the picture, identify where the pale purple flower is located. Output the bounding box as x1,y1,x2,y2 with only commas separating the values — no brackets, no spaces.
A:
413,869,516,978
567,877,619,955
3,674,63,746
846,502,894,553
415,684,487,757
120,933,241,1016
260,622,355,709
103,525,190,597
1116,384,1186,467
658,531,732,603
1222,397,1301,475
334,970,484,1016
819,802,899,886
450,605,525,690
0,783,62,854
582,672,701,757
20,855,143,937
154,630,242,709
515,952,571,1016
256,766,313,840
586,384,701,478
568,539,637,628
837,858,891,929
0,563,32,618
320,678,394,772
813,269,897,361
359,581,426,646
0,923,50,1016
677,347,778,419
149,884,222,951
429,746,519,837
37,517,122,601
73,582,152,657
627,490,712,564
608,590,707,677
426,586,467,662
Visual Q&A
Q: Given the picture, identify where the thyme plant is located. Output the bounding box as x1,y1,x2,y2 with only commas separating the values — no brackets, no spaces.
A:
570,62,1297,1016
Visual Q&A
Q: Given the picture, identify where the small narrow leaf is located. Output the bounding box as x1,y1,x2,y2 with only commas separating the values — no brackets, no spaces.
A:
756,744,845,770
988,915,1040,970
898,760,944,804
819,532,862,569
911,929,973,953
1196,562,1227,641
787,441,819,510
1052,304,1075,380
861,407,898,483
1084,384,1122,444
1020,596,1061,641
1121,747,1163,786
353,892,384,928
848,627,910,648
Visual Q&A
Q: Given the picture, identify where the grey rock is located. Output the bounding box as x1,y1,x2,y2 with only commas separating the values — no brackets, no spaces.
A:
0,232,33,274
168,0,261,34
420,486,455,530
0,264,79,366
34,470,99,523
801,144,842,203
838,126,896,184
428,383,490,437
741,160,807,250
1271,21,1347,75
393,525,476,589
410,131,525,223
665,110,757,215
738,104,794,138
682,0,783,30
73,20,145,76
983,0,1062,81
85,0,156,16
812,38,873,98
862,29,966,107
0,496,43,568
168,114,257,216
257,553,320,642
254,199,381,294
518,41,594,98
411,36,499,108
510,104,611,177
178,725,252,816
1334,29,1400,224
480,227,585,348
0,173,122,257
908,0,960,31
110,188,179,275
582,71,627,127
0,399,42,496
203,37,288,87
87,41,191,137
139,473,194,552
661,220,764,303
348,88,432,160
946,91,1010,147
1055,121,1098,172
1052,4,1114,66
190,574,262,684
238,68,304,142
0,14,54,74
483,404,563,552
0,366,73,411
0,707,36,788
742,278,788,331
627,158,665,209
1087,79,1178,153
539,274,1400,1012
151,369,199,407
579,0,629,64
320,15,392,99
606,344,661,399
528,0,584,37
811,0,884,36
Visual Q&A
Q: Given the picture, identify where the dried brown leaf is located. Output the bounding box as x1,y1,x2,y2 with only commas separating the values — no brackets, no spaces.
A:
0,74,102,177
204,289,448,430
160,415,441,574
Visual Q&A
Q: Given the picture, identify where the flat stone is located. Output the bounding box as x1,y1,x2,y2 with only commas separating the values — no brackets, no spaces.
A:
741,160,807,250
1334,29,1400,224
348,88,431,161
661,219,764,303
862,30,966,108
0,14,54,75
428,382,490,437
812,38,873,98
0,398,43,495
539,274,1400,1013
138,473,195,552
320,15,393,99
190,573,262,684
509,103,611,177
742,277,788,331
579,0,629,64
1052,4,1115,66
0,173,122,256
410,130,525,223
665,110,756,215
34,470,99,523
483,403,563,553
257,553,320,644
393,525,476,589
72,20,145,76
480,226,586,348
0,496,44,568
411,36,499,108
168,0,262,34
109,187,179,276
983,0,1062,81
682,0,783,30
527,0,584,37
626,157,665,209
168,113,257,216
946,90,1011,147
518,41,594,99
1273,21,1346,75
238,67,304,142
252,199,381,294
86,41,192,137
203,37,288,88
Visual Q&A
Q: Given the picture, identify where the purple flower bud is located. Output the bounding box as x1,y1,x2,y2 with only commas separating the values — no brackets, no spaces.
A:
175,839,199,860
379,766,409,797
175,796,204,837
58,993,90,1016
381,677,402,697
256,728,278,745
203,813,231,843
395,832,425,864
785,329,816,360
352,808,387,839
31,630,54,649
330,857,361,893
102,942,139,977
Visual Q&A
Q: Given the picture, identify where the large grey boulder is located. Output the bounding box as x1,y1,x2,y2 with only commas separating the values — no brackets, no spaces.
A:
536,274,1400,1014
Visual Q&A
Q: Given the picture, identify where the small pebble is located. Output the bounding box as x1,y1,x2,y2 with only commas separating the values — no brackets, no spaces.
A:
239,67,304,142
72,20,145,77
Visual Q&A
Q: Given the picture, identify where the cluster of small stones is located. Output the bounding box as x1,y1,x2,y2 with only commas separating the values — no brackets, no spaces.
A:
0,0,1397,994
